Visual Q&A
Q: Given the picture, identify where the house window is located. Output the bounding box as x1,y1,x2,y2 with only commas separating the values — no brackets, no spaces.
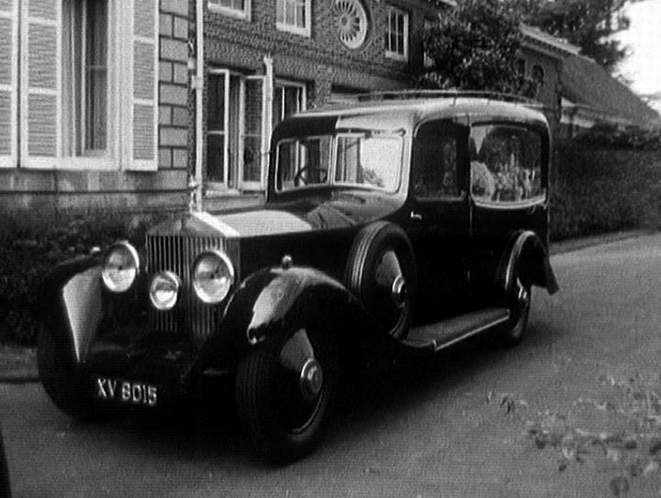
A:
62,0,109,157
423,18,435,69
532,65,545,88
3,0,158,171
206,69,269,191
272,80,306,128
208,0,250,20
385,7,409,61
276,0,311,37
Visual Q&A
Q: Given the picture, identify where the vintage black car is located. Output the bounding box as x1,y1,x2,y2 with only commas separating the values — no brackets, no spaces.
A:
38,91,558,462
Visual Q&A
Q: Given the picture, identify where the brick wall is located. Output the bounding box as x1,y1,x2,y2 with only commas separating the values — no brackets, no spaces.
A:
204,0,437,105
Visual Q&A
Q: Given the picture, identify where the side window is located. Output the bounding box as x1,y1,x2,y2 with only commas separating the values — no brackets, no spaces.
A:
469,125,544,203
412,121,463,199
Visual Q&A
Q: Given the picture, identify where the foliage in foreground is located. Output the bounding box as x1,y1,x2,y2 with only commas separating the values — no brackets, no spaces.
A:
0,210,163,344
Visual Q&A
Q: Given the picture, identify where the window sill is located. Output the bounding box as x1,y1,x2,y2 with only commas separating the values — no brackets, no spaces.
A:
208,4,251,21
276,22,311,38
385,51,408,62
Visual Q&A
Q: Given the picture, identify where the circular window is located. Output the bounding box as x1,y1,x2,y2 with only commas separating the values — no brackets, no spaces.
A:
333,0,368,50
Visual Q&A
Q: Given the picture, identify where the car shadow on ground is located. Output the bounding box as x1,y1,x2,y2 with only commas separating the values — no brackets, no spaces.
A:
88,320,565,468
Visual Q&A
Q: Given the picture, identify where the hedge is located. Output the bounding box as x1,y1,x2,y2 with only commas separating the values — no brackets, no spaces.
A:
550,141,661,240
0,210,162,345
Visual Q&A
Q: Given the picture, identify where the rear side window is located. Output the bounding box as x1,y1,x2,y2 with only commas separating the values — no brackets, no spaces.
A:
469,125,544,203
411,120,464,199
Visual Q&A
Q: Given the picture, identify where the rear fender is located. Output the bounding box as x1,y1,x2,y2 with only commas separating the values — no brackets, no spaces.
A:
497,230,559,295
195,266,374,372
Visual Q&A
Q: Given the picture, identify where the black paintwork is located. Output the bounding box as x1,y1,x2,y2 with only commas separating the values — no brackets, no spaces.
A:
0,424,10,498
40,97,559,411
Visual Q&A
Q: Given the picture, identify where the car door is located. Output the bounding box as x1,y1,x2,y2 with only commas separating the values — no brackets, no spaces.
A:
468,121,550,292
403,119,472,323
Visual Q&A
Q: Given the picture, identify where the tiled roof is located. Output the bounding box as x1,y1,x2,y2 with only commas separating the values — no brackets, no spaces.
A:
562,55,660,127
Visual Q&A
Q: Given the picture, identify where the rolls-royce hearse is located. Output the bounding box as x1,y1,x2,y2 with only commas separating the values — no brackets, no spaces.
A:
38,91,559,462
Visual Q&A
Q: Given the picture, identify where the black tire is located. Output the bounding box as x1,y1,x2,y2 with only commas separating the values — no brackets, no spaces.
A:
37,325,100,421
235,330,337,463
345,222,416,339
500,271,532,347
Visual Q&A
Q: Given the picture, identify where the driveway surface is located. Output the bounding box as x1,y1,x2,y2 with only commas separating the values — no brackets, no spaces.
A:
3,234,661,497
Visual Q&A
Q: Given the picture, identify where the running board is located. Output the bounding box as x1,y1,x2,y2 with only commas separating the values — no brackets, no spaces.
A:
404,307,510,352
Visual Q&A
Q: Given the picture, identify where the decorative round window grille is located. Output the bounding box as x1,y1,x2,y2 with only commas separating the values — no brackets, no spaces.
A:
333,0,368,50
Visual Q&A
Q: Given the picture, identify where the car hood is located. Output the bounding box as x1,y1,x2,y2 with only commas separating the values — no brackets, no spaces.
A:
149,190,403,239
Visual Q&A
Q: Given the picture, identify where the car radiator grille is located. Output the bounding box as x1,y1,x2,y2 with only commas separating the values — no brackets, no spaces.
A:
146,234,232,345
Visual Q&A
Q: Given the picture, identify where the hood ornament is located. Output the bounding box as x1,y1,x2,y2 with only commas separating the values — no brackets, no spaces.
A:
187,175,201,213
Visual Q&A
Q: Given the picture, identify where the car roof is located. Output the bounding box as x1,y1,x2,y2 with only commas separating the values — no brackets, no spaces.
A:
289,92,549,134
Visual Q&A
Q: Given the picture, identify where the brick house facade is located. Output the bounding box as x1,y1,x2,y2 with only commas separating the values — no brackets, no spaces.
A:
0,0,574,213
198,0,440,207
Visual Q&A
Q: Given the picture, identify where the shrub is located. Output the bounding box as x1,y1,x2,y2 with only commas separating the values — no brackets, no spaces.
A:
0,209,166,344
550,140,661,240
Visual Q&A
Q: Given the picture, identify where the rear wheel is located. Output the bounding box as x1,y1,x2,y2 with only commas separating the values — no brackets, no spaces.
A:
345,222,416,340
500,273,532,347
235,328,337,463
37,325,100,421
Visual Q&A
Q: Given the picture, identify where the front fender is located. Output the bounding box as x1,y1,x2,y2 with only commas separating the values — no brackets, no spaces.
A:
40,255,104,364
194,266,374,372
40,255,146,365
497,230,559,295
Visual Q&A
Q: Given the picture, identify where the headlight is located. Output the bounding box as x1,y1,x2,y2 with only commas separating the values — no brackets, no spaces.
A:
101,241,140,293
149,271,181,311
192,250,235,304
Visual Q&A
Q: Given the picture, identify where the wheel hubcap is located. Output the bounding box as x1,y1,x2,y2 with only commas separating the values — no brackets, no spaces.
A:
391,275,407,308
517,284,529,307
299,358,324,401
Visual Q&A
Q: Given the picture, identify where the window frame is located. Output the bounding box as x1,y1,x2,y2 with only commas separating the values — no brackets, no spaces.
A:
273,78,306,124
276,0,311,37
385,6,409,61
422,18,435,69
468,123,548,209
275,132,405,194
411,119,467,202
61,0,117,171
275,134,334,193
0,0,19,169
333,132,404,193
207,0,251,21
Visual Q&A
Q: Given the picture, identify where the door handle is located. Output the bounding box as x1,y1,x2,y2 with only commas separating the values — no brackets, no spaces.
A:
410,210,423,221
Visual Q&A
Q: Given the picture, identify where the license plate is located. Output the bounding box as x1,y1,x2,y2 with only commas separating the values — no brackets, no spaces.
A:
95,377,158,407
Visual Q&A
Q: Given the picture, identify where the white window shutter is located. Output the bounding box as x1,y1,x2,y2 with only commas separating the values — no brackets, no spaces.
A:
20,0,61,169
0,0,18,168
126,0,159,171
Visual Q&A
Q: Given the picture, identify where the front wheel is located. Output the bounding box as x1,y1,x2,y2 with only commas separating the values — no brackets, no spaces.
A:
37,325,101,421
235,328,337,463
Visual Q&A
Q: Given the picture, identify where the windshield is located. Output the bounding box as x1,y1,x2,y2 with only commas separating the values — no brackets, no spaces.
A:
275,133,403,192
